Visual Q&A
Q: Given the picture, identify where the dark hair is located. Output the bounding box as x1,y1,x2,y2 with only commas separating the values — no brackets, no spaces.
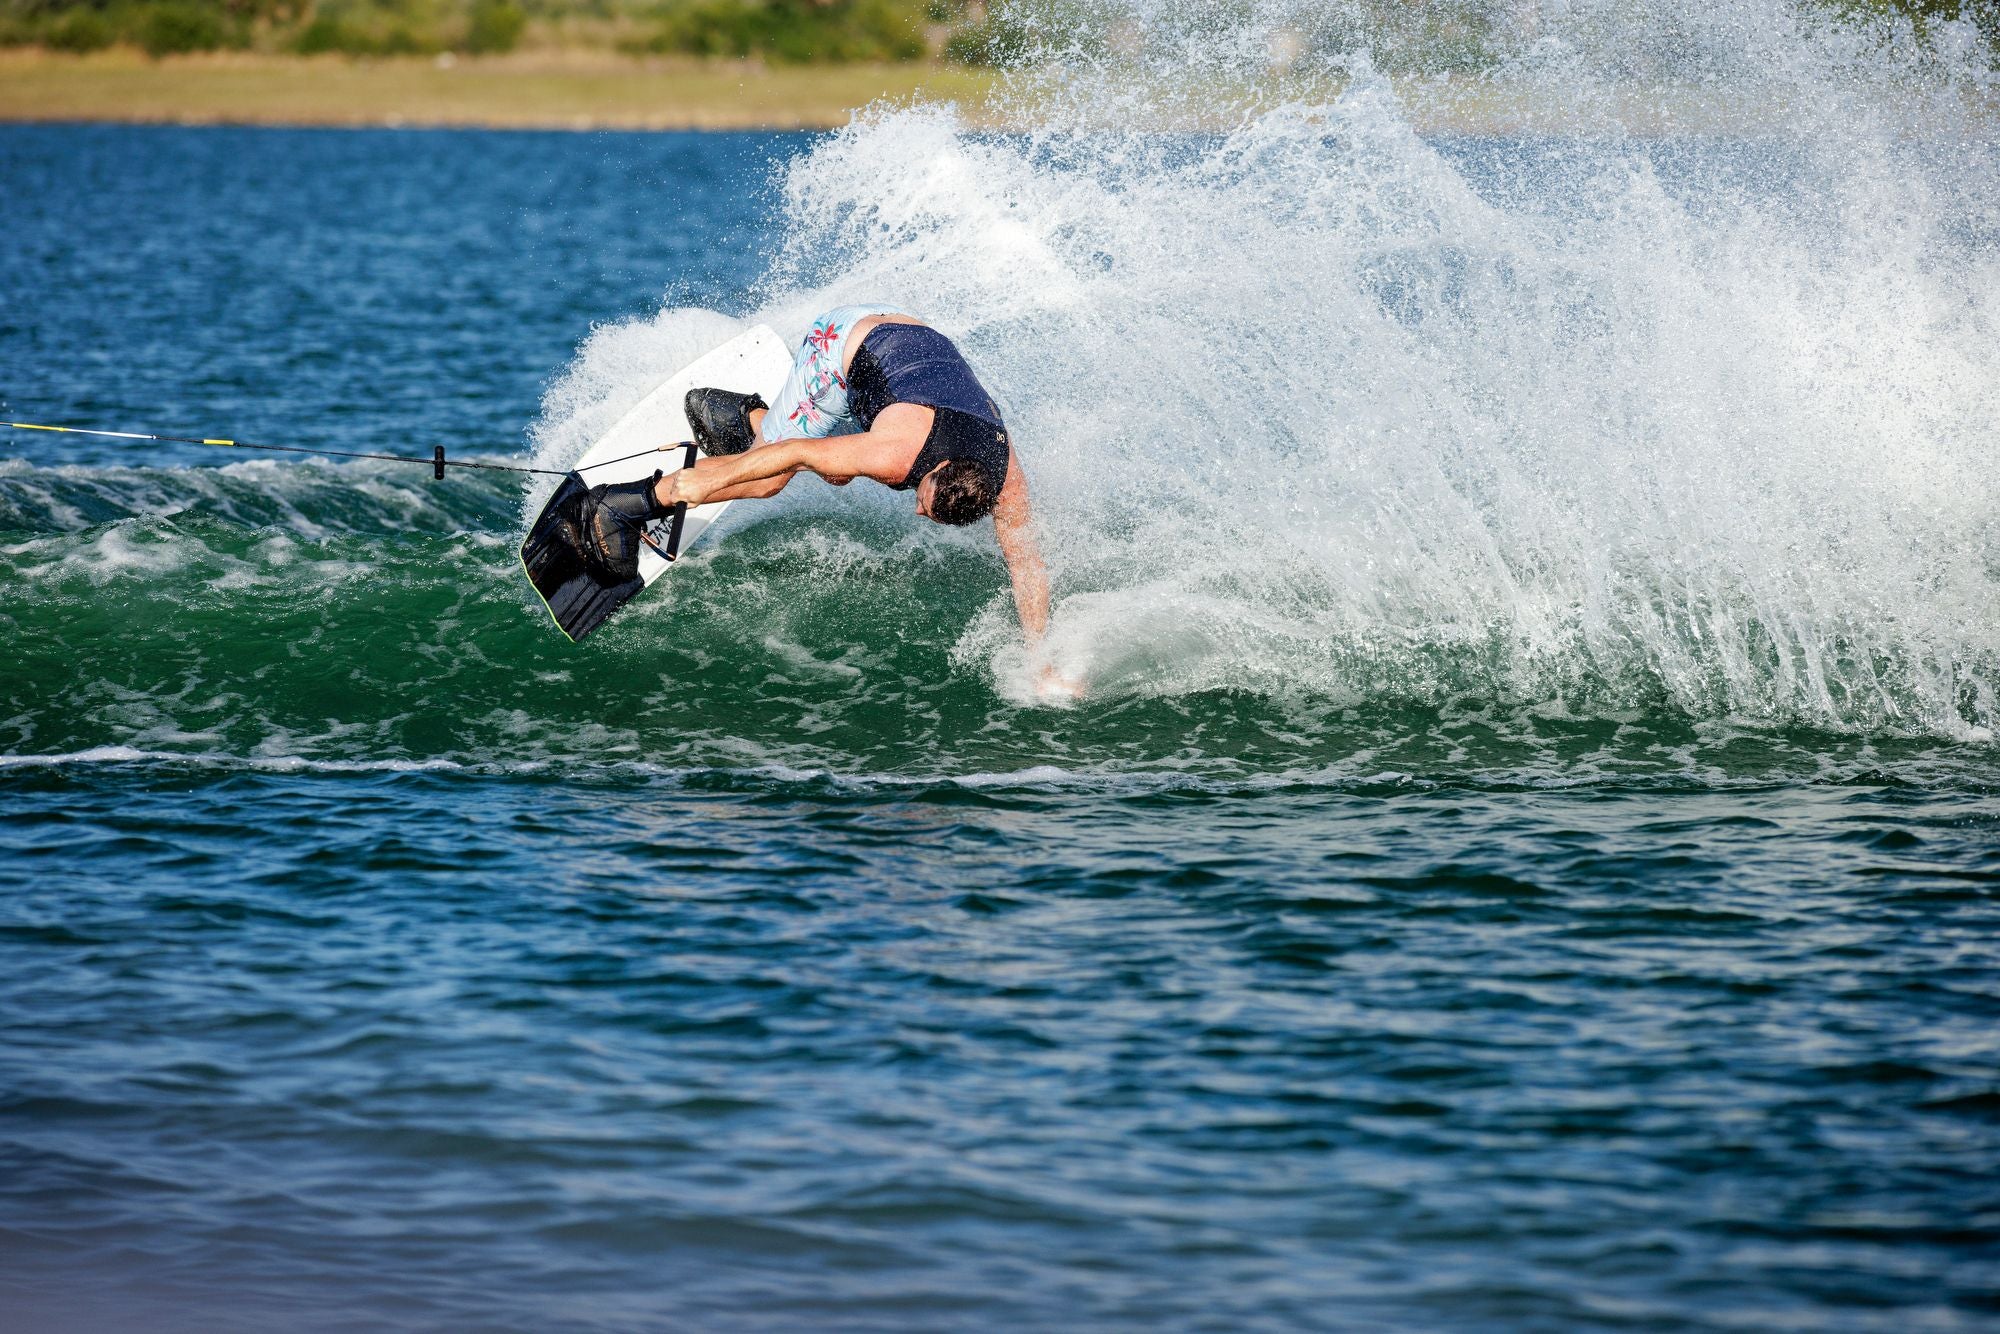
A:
928,459,1002,525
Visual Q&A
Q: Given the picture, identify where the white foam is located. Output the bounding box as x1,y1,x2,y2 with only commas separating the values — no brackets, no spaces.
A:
528,0,2000,737
0,746,465,773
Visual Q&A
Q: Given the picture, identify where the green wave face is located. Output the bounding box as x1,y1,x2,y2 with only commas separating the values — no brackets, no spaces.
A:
0,459,1022,771
2,456,1990,787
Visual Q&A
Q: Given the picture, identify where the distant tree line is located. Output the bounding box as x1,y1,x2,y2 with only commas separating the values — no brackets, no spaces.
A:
0,0,948,58
0,0,1989,65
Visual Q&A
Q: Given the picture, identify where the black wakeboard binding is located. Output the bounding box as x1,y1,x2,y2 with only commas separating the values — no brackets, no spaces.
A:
582,471,668,582
685,387,766,456
519,471,668,642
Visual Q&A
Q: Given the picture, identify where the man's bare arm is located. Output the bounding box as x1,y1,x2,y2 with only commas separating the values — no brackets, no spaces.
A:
652,439,809,509
991,457,1050,644
658,412,926,509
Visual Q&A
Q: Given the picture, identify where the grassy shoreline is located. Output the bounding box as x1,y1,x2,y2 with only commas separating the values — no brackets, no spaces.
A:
0,49,998,130
4,49,1992,135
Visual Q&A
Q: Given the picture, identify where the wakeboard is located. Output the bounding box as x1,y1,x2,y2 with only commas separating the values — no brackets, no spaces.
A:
521,324,793,642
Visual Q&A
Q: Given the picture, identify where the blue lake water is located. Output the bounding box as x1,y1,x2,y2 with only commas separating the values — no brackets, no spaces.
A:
1,100,1997,1332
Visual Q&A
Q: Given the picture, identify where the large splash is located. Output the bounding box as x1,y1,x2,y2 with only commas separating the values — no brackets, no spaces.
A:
537,0,2000,738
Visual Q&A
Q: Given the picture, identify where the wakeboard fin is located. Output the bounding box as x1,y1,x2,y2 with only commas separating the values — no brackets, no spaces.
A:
520,472,647,643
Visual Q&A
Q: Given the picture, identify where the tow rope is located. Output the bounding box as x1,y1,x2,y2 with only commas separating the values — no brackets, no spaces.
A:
1,420,691,481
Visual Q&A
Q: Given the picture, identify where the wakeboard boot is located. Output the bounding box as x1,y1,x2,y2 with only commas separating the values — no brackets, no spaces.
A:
582,470,669,583
685,387,766,456
521,470,670,643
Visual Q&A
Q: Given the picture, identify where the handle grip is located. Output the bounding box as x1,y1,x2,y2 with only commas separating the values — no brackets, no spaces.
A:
660,439,700,561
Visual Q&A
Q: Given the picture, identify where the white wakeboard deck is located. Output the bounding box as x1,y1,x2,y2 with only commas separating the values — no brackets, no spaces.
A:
521,323,793,641
573,323,791,584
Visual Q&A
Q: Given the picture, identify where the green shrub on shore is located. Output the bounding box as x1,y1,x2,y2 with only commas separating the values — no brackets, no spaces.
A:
287,0,529,55
626,0,925,63
941,9,1029,66
0,0,247,56
291,12,361,53
137,1,228,53
44,8,111,49
0,0,517,58
462,0,522,53
292,10,443,55
0,0,932,62
1837,0,1999,49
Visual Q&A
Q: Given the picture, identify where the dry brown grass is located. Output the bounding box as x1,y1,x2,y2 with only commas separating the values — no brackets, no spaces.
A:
5,50,1989,136
0,48,1000,130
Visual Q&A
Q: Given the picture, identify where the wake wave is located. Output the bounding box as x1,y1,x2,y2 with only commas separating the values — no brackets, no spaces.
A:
532,0,2000,736
8,466,1986,778
4,1,1995,761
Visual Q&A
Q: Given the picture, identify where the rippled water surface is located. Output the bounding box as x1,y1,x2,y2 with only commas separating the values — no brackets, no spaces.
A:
4,9,2000,1324
4,764,1998,1331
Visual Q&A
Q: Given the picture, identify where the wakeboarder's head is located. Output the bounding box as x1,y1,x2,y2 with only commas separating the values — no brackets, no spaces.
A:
915,460,1002,526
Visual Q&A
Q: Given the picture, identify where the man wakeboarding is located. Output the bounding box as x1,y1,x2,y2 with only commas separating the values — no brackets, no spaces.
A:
579,306,1059,659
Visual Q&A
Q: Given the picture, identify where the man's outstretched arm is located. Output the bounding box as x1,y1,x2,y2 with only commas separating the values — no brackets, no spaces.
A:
652,439,807,508
991,457,1050,644
656,440,804,506
658,420,922,509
